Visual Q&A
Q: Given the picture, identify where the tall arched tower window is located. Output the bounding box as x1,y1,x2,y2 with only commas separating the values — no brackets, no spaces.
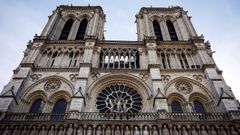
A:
171,100,183,113
166,20,178,41
75,19,88,40
29,99,43,113
152,20,163,40
59,19,73,40
52,99,67,113
193,100,205,113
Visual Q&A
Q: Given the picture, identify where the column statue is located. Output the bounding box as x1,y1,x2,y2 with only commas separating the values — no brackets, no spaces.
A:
190,126,198,135
143,126,149,135
181,126,188,135
230,126,239,135
21,125,29,135
218,126,227,135
48,125,55,135
200,126,208,135
66,124,74,135
105,126,111,135
133,126,140,135
114,126,121,135
152,126,158,135
124,126,131,135
162,125,170,135
39,126,47,135
209,126,217,135
11,126,19,135
58,126,65,135
2,126,10,135
77,126,83,135
96,126,103,135
29,126,38,135
86,126,93,135
172,126,179,135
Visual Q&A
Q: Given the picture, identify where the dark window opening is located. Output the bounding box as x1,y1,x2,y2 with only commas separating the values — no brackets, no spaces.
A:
194,100,205,113
51,99,67,120
171,100,183,113
76,19,88,40
153,20,163,40
59,19,73,40
167,20,178,41
29,99,43,113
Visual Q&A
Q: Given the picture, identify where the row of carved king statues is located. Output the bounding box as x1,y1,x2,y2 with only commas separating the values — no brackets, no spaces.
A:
1,123,239,135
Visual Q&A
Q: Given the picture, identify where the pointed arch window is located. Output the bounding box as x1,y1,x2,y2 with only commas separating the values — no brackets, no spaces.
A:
171,100,183,113
166,20,178,41
193,100,205,113
52,99,67,113
51,99,67,120
29,99,43,113
59,19,73,40
75,19,88,40
153,20,163,40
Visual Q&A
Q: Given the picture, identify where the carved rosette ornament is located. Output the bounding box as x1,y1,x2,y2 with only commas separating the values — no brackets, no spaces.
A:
44,80,61,92
175,81,192,94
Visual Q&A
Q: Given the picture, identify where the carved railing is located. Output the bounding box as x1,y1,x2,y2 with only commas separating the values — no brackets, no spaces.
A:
1,112,240,122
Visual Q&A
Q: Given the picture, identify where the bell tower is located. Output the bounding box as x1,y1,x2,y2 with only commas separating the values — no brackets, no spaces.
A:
41,5,105,40
136,6,197,41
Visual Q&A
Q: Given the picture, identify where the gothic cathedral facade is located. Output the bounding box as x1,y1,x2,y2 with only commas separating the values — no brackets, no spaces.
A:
0,5,240,135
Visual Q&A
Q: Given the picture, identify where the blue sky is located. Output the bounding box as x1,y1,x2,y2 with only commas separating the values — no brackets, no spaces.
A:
0,0,240,100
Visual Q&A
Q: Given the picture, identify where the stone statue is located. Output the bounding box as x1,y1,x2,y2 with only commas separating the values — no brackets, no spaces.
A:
105,126,111,135
11,126,19,135
114,126,121,135
48,125,55,135
29,126,38,135
58,126,65,135
96,126,103,135
191,126,198,135
39,126,47,135
209,126,217,135
133,126,140,135
230,126,239,135
123,100,128,112
200,126,208,135
21,126,29,135
86,126,92,135
2,126,10,135
172,126,179,135
182,126,188,135
124,126,131,135
116,99,122,112
109,99,114,112
143,126,149,135
218,126,227,135
152,126,158,135
162,125,170,135
77,126,83,135
66,124,73,135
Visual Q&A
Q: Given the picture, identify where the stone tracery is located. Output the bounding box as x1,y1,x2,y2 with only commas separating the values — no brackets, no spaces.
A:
96,84,142,113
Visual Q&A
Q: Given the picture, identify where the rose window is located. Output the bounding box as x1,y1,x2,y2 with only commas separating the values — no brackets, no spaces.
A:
96,84,142,113
175,81,192,94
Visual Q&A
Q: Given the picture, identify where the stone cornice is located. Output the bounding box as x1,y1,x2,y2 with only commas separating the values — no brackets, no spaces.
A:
80,63,92,68
202,64,216,70
160,68,203,73
92,68,148,73
138,6,183,15
33,67,79,72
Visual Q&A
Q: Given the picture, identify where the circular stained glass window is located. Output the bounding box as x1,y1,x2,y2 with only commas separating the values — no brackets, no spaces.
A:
96,84,142,113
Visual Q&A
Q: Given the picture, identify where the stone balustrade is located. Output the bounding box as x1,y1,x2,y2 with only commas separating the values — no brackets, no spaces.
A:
1,112,239,122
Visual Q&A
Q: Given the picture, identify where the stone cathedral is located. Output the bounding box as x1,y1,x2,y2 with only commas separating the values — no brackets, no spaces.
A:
0,5,240,135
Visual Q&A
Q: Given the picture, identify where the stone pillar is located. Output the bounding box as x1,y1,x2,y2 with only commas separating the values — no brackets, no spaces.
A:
161,21,171,40
41,10,59,36
68,20,80,40
181,11,197,37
